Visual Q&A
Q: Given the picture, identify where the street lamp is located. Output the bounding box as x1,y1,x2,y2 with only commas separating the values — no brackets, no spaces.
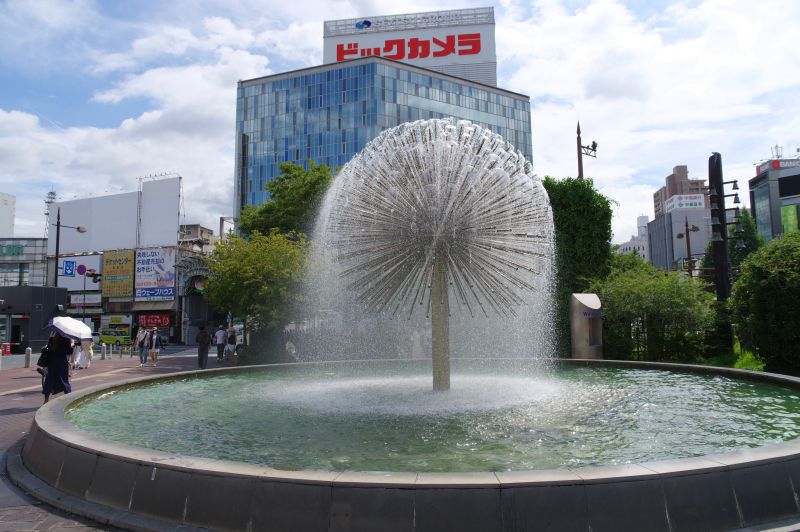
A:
576,122,598,180
676,217,700,278
53,208,87,287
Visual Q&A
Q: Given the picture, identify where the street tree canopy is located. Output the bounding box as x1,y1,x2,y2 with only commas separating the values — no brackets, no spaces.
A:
239,160,335,236
203,231,307,334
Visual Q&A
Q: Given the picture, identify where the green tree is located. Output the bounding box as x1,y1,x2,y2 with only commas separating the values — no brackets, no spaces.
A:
591,255,715,361
542,177,613,354
203,231,307,342
730,232,800,374
239,160,335,235
699,209,763,283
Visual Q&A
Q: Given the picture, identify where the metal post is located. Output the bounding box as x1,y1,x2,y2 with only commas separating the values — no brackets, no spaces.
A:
431,253,450,391
101,343,106,360
684,217,693,278
25,347,32,368
576,122,584,180
54,208,61,287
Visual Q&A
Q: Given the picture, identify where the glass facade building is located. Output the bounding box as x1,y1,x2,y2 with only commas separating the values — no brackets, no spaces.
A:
0,238,47,287
234,56,532,217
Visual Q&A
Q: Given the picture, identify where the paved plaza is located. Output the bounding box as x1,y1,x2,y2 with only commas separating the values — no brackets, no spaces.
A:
0,347,200,531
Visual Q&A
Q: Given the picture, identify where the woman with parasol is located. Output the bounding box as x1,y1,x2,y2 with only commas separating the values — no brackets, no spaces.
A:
42,317,92,404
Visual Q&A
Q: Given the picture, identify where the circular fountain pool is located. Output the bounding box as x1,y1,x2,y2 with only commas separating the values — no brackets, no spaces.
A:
65,360,800,473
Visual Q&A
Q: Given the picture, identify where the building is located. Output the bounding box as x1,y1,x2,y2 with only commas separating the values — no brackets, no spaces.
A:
234,56,531,219
0,285,67,354
749,158,800,243
616,216,650,262
323,8,497,87
0,193,14,238
648,207,711,271
653,165,708,218
0,238,47,287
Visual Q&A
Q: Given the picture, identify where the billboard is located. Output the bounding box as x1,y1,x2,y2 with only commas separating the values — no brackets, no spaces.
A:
47,176,181,255
323,8,496,86
665,194,705,213
57,254,103,292
102,249,135,297
135,247,176,301
782,205,798,234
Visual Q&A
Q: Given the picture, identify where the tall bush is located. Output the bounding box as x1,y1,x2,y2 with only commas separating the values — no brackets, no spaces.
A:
542,177,613,354
591,253,715,361
730,232,800,374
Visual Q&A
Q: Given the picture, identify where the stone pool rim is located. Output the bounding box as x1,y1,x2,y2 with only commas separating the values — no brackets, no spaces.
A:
17,358,800,531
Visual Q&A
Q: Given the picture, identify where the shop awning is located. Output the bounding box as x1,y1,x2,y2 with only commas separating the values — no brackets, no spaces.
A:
131,301,176,312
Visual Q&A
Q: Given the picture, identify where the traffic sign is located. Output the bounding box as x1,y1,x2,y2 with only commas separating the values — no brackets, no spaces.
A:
77,264,87,276
63,260,76,277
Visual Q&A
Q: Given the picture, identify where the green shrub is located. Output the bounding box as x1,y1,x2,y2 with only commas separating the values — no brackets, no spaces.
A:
730,232,800,374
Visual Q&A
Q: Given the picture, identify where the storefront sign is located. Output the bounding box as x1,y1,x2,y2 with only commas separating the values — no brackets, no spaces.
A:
102,249,135,297
69,293,102,307
135,247,176,301
139,314,172,327
0,245,23,256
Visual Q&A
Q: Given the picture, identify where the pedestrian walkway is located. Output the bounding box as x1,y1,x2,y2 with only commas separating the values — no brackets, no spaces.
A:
0,348,200,531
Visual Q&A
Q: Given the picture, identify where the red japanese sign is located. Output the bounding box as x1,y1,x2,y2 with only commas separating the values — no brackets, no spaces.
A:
336,33,481,62
138,314,171,327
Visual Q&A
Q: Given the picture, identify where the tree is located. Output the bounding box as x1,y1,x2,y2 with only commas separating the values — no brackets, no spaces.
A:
730,232,800,374
699,209,763,282
239,160,335,236
203,231,307,341
591,254,715,361
542,177,614,354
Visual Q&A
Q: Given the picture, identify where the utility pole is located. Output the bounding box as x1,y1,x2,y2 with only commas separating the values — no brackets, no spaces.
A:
576,122,598,180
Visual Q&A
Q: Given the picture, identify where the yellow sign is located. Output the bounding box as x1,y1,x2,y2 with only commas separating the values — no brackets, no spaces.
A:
102,250,135,297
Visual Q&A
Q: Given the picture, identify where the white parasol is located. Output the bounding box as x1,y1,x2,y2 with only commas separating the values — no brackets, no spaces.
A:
50,316,93,343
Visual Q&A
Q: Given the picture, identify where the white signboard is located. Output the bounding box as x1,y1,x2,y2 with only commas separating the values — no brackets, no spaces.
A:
69,293,102,307
665,194,705,213
47,176,181,255
135,247,176,301
57,255,103,292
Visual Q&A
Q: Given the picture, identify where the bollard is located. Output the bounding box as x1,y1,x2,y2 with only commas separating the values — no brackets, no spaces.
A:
25,347,32,368
101,343,107,360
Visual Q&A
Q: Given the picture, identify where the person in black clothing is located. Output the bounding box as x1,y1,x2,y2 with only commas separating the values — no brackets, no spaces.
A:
42,333,74,404
195,325,212,369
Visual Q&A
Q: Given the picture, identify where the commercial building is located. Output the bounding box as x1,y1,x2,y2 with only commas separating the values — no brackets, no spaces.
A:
653,165,708,218
0,193,14,238
234,7,531,220
749,158,800,243
616,216,650,262
0,238,46,287
648,207,711,271
0,285,66,354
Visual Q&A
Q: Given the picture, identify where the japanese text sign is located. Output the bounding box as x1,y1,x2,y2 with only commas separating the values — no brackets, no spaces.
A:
102,249,135,298
135,247,176,301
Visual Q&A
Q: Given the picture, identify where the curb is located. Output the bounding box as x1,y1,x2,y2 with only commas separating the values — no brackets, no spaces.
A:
5,437,204,532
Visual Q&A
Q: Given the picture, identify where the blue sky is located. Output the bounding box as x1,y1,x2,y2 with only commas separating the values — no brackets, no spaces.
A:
1,0,799,242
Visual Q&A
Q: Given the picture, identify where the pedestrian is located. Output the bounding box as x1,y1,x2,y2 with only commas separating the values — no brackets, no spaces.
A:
149,327,163,367
135,327,147,363
214,325,226,362
42,333,74,404
76,341,92,369
195,325,211,369
223,333,237,366
138,328,151,367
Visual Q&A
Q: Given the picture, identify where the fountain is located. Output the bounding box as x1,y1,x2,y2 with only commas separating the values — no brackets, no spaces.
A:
319,118,553,389
12,119,800,531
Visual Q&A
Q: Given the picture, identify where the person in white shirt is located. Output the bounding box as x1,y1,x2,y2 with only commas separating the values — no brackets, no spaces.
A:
214,325,227,363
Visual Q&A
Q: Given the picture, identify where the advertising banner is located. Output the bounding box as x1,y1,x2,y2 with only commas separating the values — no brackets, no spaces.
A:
102,249,135,297
69,293,102,307
135,247,176,301
781,205,798,234
139,314,172,327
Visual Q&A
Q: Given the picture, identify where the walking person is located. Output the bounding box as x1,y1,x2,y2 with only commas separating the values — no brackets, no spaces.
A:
42,333,74,404
149,327,163,367
223,333,237,366
135,327,147,363
138,328,151,367
214,325,226,363
195,325,212,369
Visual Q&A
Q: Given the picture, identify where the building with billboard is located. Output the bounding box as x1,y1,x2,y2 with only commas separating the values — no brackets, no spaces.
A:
653,165,708,218
648,207,711,271
749,158,800,243
235,7,530,220
235,56,531,218
323,8,497,87
0,238,46,287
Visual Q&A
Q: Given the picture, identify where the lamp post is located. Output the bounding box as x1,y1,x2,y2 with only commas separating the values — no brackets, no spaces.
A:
576,122,598,180
53,208,87,287
676,217,700,278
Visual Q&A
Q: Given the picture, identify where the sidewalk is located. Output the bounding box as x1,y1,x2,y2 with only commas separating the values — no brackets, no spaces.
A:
0,348,201,531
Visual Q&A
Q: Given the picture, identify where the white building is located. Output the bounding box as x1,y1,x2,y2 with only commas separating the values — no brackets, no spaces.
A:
617,215,650,262
0,193,15,238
